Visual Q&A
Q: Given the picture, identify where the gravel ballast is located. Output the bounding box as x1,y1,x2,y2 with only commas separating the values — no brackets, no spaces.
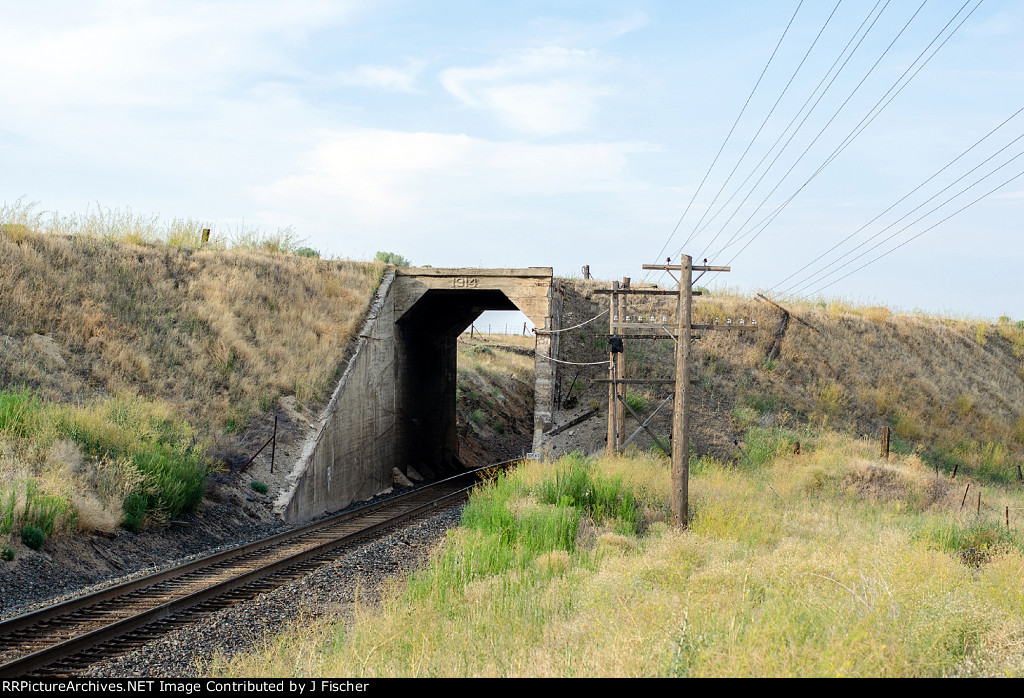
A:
81,506,462,677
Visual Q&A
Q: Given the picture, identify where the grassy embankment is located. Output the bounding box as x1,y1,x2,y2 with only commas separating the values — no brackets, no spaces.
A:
214,288,1024,677
456,334,535,442
557,279,1024,482
216,434,1024,677
0,200,383,545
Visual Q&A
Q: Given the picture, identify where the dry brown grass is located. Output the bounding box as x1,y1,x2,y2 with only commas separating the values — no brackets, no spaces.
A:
550,281,1024,481
214,443,1024,677
0,229,384,436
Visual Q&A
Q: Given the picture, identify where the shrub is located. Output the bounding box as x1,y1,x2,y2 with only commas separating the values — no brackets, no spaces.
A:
374,251,410,267
745,393,779,414
954,394,975,416
22,480,76,537
21,525,45,551
894,413,924,441
814,380,846,416
1,545,13,561
0,486,16,535
231,225,306,255
536,453,639,534
918,519,1021,556
863,306,891,323
624,389,648,414
470,410,486,425
975,322,989,347
0,387,43,439
740,427,800,468
121,493,149,533
0,223,32,243
295,247,320,258
251,480,269,494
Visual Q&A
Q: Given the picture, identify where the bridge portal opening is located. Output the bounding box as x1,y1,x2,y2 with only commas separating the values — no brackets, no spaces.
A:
393,269,557,478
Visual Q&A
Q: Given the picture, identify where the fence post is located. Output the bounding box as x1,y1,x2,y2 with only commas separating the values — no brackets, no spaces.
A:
880,426,890,460
271,415,277,474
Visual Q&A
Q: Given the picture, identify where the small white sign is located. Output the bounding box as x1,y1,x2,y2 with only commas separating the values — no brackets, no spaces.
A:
526,452,541,460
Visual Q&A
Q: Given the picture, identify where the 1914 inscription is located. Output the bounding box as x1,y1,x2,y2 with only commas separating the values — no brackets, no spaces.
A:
452,277,479,288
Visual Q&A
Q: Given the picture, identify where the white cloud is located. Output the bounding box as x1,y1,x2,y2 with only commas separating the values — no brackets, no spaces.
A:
0,1,357,113
332,59,426,92
257,128,653,227
440,47,615,136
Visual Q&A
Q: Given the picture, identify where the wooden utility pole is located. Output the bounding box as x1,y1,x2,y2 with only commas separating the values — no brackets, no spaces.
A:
673,256,692,529
640,259,733,530
616,277,629,449
607,280,619,455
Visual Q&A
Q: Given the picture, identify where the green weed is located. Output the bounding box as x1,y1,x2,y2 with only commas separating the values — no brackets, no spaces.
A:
20,524,44,550
739,427,800,468
624,389,648,414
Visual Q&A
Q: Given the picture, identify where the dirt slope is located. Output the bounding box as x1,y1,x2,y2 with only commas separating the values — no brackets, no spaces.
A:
549,279,1024,481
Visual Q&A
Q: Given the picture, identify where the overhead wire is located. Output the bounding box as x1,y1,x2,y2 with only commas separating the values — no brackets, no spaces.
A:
645,0,804,283
778,117,1024,298
806,165,1024,296
677,0,843,254
681,0,889,261
793,145,1024,296
704,0,982,282
769,104,1024,296
699,0,931,264
535,309,608,334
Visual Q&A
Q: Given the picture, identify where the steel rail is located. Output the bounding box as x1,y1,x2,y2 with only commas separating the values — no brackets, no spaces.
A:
0,458,519,677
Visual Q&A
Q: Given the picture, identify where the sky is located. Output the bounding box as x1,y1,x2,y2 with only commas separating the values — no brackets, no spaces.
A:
1,0,1022,321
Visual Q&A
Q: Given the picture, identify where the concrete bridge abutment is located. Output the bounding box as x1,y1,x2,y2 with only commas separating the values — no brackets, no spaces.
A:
277,267,560,522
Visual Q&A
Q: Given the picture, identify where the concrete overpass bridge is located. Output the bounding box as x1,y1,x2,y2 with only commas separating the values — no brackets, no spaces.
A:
277,267,562,521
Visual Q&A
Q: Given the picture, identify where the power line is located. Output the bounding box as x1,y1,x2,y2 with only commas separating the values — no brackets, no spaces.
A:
677,0,843,254
798,150,1024,296
646,1,804,280
702,0,930,263
777,114,1024,297
770,105,1024,296
807,166,1024,297
681,0,889,261
707,0,981,277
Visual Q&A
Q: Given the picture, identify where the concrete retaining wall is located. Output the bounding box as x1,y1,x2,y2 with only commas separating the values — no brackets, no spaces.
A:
275,267,559,523
276,272,398,522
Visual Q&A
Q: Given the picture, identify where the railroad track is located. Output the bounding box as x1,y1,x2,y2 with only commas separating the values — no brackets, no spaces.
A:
0,458,519,678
